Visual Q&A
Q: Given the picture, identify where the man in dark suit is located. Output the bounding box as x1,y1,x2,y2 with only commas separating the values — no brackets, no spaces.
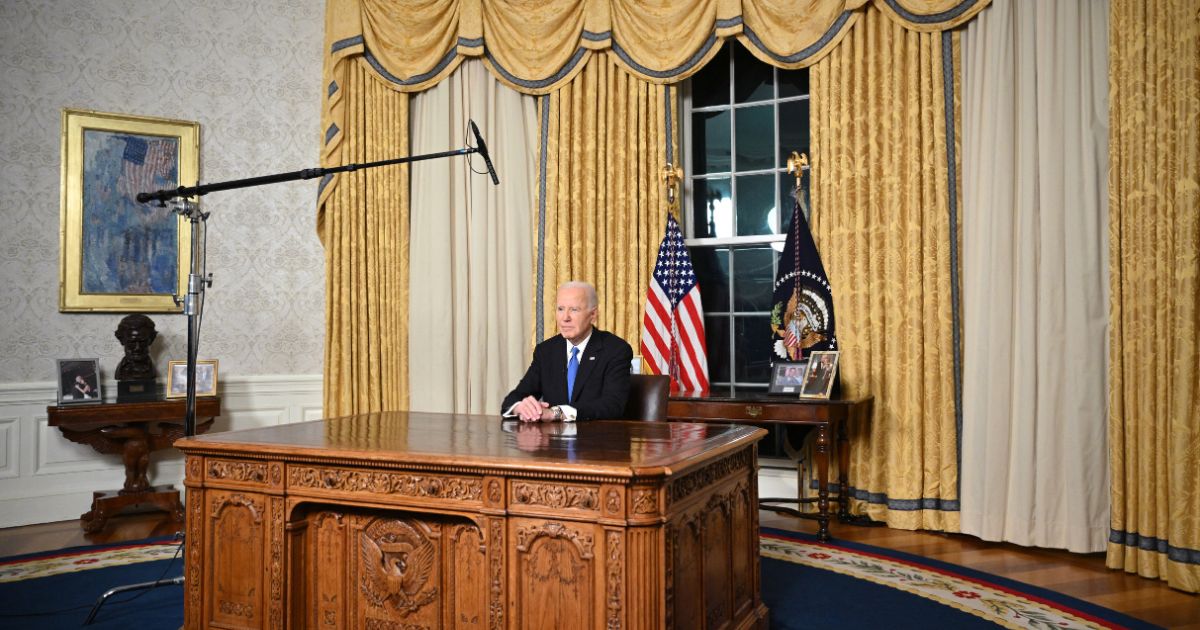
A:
502,281,632,422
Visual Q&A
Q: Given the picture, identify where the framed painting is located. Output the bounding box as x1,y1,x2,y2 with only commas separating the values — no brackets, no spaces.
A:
59,109,199,312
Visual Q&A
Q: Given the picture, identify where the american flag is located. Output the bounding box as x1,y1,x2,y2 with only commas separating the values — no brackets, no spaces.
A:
117,136,177,200
641,213,709,394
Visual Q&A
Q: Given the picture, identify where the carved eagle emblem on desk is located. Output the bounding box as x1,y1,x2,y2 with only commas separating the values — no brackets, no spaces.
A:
359,518,439,615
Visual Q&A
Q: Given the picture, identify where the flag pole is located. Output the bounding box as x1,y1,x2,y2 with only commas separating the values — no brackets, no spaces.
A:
661,163,683,391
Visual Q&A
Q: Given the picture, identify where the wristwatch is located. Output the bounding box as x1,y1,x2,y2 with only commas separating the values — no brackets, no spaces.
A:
550,406,564,421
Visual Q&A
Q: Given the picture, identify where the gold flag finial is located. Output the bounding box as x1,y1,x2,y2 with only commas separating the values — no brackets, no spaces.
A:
786,152,808,193
661,163,683,204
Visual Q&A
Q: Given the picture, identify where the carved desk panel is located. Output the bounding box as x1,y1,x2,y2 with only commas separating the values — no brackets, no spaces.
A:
176,412,768,630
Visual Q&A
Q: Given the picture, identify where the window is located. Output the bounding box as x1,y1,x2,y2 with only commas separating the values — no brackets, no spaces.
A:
682,43,811,398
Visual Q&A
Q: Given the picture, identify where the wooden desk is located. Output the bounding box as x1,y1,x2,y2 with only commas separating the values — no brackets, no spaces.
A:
667,395,873,541
176,413,768,630
47,397,220,532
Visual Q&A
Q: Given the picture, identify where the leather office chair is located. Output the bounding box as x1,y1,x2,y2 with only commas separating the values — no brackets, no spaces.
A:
623,374,670,421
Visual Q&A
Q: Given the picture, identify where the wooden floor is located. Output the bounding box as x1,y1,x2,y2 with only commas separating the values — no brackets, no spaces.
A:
0,510,1195,628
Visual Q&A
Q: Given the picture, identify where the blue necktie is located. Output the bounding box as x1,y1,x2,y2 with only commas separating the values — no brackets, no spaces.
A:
567,347,580,401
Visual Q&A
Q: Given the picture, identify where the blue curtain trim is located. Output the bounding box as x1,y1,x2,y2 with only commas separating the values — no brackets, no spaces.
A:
806,480,961,512
318,173,333,198
664,85,674,164
458,37,483,48
487,47,588,91
610,35,720,80
536,97,551,343
740,12,852,65
364,47,459,86
331,35,363,54
582,30,609,42
1109,529,1200,565
328,80,338,97
883,0,981,24
325,124,339,144
942,30,964,501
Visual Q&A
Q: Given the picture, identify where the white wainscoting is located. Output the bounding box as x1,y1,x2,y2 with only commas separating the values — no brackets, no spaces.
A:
0,375,323,528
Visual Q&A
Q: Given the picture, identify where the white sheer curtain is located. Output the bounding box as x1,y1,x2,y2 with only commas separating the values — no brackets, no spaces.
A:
960,0,1110,552
408,60,538,414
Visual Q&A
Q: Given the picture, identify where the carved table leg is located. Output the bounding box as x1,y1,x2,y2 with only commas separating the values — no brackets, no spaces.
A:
837,416,850,521
814,423,830,541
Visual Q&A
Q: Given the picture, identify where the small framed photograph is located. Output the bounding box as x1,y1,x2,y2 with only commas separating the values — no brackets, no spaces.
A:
166,360,219,398
57,358,102,404
799,351,839,399
768,361,809,395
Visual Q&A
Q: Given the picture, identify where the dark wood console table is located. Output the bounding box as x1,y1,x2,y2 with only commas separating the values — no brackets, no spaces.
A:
47,397,220,532
667,394,873,541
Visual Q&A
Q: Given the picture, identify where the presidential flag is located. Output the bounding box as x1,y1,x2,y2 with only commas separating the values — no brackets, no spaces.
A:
641,213,709,394
770,184,837,362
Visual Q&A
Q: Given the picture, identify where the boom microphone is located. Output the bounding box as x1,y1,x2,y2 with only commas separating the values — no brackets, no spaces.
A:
469,120,500,186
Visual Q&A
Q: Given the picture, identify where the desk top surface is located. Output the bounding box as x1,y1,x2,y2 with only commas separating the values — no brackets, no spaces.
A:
47,396,221,427
176,412,765,478
669,393,872,406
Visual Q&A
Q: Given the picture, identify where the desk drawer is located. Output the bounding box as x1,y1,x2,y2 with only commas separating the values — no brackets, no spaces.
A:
668,400,837,424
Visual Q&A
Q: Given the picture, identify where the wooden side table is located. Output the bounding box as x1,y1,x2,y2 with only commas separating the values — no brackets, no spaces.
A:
47,397,220,532
668,394,873,541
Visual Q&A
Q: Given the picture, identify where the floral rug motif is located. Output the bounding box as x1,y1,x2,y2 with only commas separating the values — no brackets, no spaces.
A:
760,531,1134,630
0,539,181,583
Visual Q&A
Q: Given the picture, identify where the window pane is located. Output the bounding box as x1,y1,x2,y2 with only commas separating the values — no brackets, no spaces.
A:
778,99,810,164
691,178,732,239
690,246,730,313
733,43,773,103
732,247,775,312
707,383,733,397
735,173,776,236
778,69,809,99
705,315,731,383
692,110,731,175
734,105,774,171
734,315,772,382
691,46,730,109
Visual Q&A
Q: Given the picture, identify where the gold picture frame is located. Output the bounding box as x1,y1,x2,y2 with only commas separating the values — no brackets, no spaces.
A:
59,108,199,312
798,351,839,399
166,359,219,398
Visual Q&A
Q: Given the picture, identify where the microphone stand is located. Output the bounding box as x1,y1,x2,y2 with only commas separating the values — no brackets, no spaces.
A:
83,134,496,624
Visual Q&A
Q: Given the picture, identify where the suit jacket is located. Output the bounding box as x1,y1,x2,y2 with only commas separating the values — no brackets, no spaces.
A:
500,328,633,420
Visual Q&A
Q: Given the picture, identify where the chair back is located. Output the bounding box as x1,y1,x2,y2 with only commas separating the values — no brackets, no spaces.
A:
623,374,670,421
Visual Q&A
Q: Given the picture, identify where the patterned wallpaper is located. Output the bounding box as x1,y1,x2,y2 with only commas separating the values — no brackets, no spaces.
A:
0,0,326,382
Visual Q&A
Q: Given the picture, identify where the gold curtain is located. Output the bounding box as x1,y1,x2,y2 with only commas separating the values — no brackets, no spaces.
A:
810,6,961,531
317,0,988,416
1107,0,1200,593
328,0,993,92
534,54,674,347
317,58,410,416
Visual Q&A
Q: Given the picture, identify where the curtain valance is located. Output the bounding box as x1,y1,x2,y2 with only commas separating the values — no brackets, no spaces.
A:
323,0,990,96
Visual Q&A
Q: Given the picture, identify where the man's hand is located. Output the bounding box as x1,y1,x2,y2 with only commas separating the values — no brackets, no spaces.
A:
514,396,551,422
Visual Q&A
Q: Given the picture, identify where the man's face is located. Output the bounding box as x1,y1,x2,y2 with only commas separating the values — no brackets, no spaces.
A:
556,286,597,345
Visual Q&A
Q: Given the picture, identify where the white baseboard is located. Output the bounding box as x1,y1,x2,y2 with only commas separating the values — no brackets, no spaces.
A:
0,375,322,528
757,466,798,500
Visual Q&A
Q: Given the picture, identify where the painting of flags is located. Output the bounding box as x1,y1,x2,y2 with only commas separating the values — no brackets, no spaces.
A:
641,213,710,394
